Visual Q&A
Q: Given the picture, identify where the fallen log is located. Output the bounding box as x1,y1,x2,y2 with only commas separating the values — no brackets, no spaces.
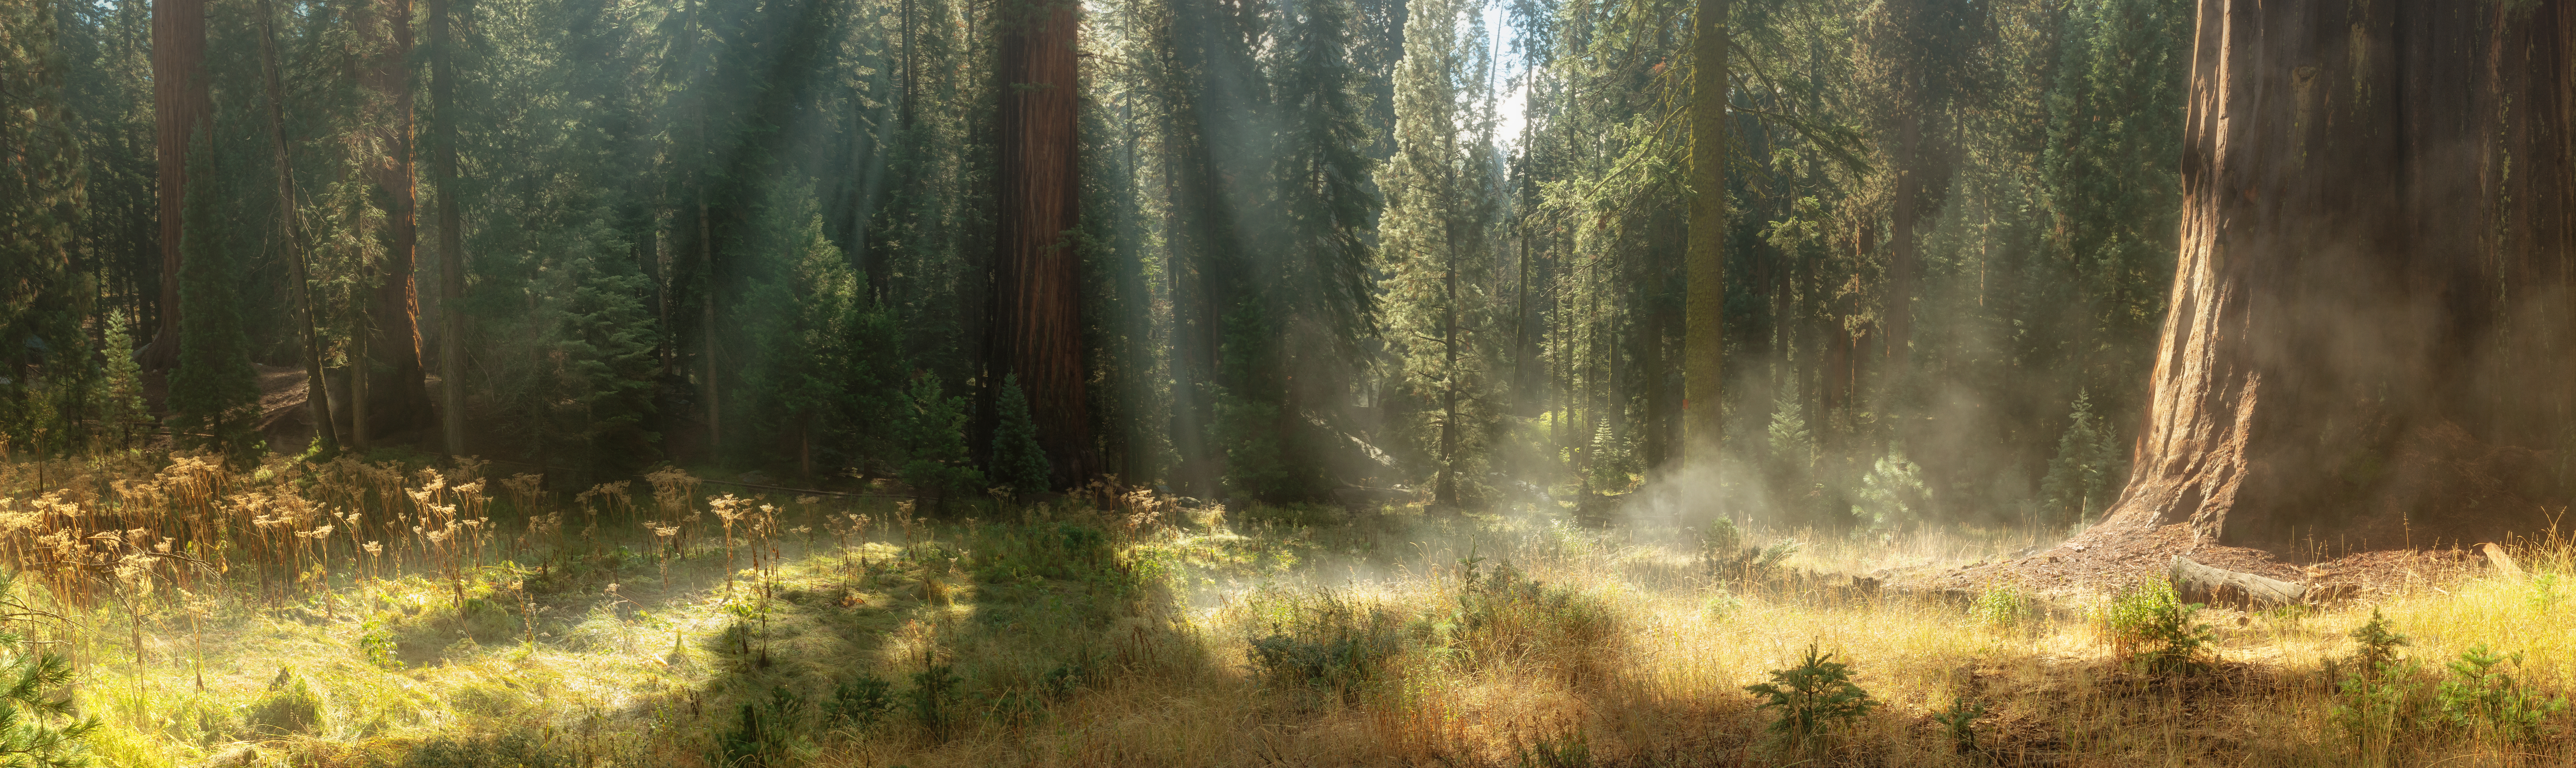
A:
2480,543,2524,578
2169,556,2308,608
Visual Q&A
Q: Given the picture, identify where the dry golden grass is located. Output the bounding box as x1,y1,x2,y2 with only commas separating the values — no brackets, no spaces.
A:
1,454,2570,767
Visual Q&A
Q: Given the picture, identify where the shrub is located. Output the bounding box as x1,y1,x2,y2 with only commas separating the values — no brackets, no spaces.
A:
0,624,98,765
987,374,1051,499
1247,592,1403,701
908,664,961,739
821,675,895,731
1932,696,1988,760
2096,578,2213,676
1511,722,1592,768
2330,609,2431,760
1744,644,1878,751
714,687,810,768
242,668,325,738
402,732,578,768
1970,584,2031,630
2434,644,2568,745
1430,558,1620,679
2530,572,2564,612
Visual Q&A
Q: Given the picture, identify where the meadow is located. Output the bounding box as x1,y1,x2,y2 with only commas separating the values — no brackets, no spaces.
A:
0,452,2568,768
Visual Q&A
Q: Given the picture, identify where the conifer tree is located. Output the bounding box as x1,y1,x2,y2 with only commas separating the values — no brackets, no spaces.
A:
97,315,151,450
1376,0,1499,507
0,573,98,767
898,374,984,509
165,129,265,465
988,374,1050,499
1,0,91,452
2041,390,2119,528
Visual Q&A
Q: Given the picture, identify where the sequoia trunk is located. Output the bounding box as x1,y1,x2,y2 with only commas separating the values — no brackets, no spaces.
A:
988,0,1093,488
2092,0,2576,550
145,0,210,370
353,0,436,436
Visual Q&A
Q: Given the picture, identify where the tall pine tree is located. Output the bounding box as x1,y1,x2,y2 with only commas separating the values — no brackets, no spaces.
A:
165,129,264,464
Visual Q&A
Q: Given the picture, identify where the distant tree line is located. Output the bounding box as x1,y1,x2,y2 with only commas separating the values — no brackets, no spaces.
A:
0,0,2189,531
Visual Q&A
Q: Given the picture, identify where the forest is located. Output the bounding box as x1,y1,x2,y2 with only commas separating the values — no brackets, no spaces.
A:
1,0,2573,763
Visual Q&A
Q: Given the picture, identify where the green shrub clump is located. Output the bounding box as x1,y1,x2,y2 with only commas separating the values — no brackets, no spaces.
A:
2096,578,2214,676
1744,644,1878,752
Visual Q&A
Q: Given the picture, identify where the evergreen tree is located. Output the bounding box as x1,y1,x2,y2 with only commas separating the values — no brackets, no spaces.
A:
2041,390,2120,528
898,373,983,508
988,374,1050,499
2043,0,2188,414
1376,0,1500,507
0,0,91,455
1213,302,1329,501
96,314,151,450
0,572,98,768
165,129,265,465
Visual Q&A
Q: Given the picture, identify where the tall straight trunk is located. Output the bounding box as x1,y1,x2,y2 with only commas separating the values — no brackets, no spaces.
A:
989,0,1092,487
2081,0,2576,551
702,201,717,454
900,0,917,130
258,0,339,453
1436,242,1460,506
357,0,433,435
1886,112,1917,373
145,0,210,370
430,0,466,456
1683,0,1727,460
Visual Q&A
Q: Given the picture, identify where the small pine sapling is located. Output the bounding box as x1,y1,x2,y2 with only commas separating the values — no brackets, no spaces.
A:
988,374,1051,501
1932,696,1989,761
2434,643,2568,745
1744,644,1878,752
2331,609,2427,759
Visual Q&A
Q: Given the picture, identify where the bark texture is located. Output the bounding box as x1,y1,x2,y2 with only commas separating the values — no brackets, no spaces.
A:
431,0,466,455
2096,0,2576,551
1684,0,1726,459
146,0,210,370
989,0,1094,487
352,0,437,436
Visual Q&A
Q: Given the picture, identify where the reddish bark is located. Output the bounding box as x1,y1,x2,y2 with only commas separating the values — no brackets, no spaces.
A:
2091,0,2575,551
988,0,1094,487
353,0,436,437
145,0,210,370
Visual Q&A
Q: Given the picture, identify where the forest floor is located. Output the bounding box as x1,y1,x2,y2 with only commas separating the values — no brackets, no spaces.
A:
5,456,2572,768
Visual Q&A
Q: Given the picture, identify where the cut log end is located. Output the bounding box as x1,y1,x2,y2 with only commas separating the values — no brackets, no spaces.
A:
2168,556,2309,608
2480,543,2524,578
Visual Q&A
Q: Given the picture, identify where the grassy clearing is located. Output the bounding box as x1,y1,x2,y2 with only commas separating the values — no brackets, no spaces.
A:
3,455,2572,767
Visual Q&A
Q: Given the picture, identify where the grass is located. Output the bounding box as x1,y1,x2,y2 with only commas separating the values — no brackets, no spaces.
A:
2,454,2572,766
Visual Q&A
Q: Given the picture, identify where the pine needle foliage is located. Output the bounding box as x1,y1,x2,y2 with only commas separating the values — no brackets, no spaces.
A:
94,315,150,450
0,574,98,768
2042,390,2120,528
989,374,1050,497
165,129,265,466
1745,644,1879,751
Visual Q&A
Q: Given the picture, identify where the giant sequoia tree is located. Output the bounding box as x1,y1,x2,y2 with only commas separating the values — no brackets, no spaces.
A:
989,0,1092,487
2089,0,2576,550
142,0,208,370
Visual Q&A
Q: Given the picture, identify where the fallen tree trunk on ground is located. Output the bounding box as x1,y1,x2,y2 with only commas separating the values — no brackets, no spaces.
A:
2169,556,2306,608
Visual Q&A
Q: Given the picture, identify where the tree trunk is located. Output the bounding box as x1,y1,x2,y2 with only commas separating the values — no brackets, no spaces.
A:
2089,0,2576,551
1684,0,1728,462
145,0,210,371
1887,112,1917,373
357,0,434,436
258,0,339,453
989,0,1093,488
431,0,467,456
